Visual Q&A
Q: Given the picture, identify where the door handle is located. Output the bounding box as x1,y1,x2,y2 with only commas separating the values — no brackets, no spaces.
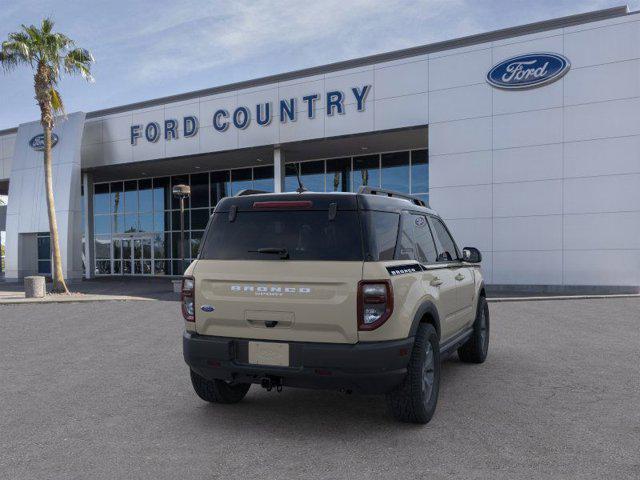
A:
455,273,465,281
430,277,443,287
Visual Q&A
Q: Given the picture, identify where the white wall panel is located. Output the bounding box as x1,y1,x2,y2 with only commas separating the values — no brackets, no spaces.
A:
324,68,374,107
102,114,133,143
564,174,640,214
325,103,374,138
493,180,562,217
564,20,640,68
278,77,325,113
564,250,640,285
429,116,491,155
564,136,640,178
479,251,493,283
374,60,428,100
102,139,133,164
493,80,563,115
564,60,640,106
429,83,491,123
429,150,492,188
374,93,428,131
82,120,102,145
493,215,563,251
564,212,640,250
492,33,563,60
199,125,238,153
564,97,640,142
279,110,326,143
445,218,492,252
1,134,16,160
493,250,563,284
238,116,280,149
493,143,563,183
429,184,492,219
493,108,562,149
428,48,492,91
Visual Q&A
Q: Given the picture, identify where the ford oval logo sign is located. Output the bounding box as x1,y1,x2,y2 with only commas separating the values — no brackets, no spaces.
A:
200,305,215,312
487,53,570,90
29,133,59,151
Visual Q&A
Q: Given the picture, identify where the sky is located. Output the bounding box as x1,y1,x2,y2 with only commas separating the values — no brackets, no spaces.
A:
0,0,638,130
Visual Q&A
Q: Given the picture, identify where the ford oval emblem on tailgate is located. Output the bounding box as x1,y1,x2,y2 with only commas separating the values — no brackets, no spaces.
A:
201,305,215,312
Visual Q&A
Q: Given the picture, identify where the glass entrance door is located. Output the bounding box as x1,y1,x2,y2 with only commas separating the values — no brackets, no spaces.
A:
112,234,154,275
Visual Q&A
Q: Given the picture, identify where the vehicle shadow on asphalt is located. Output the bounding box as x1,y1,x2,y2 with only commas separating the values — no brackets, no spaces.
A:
186,356,474,434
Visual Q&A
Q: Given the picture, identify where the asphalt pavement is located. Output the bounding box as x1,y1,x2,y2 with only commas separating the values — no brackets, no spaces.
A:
0,298,638,479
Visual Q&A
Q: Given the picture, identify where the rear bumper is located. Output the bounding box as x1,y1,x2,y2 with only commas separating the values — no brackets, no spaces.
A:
183,332,414,394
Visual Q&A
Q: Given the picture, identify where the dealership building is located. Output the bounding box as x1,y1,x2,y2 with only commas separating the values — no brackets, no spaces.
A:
0,5,639,292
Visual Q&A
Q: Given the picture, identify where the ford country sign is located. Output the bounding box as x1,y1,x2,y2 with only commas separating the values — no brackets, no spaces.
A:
487,53,570,90
29,133,59,151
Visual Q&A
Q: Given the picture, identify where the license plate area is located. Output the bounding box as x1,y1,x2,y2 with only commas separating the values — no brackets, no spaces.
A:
248,341,290,367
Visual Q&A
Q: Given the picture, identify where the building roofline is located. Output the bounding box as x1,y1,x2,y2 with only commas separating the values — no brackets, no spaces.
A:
0,5,630,136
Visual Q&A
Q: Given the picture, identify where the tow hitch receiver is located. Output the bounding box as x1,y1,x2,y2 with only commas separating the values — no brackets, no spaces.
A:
260,376,283,392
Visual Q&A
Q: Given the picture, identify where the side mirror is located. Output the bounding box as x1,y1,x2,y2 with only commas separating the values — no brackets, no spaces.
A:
462,247,482,263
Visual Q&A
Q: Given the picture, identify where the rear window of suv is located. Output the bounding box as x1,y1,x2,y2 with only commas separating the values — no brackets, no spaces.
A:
200,211,364,261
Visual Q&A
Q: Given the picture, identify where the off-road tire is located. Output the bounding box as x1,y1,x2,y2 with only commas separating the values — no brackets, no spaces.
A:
386,323,440,424
458,295,490,364
190,369,251,404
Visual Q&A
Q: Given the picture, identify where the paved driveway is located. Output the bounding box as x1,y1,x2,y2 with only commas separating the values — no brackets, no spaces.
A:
1,298,638,479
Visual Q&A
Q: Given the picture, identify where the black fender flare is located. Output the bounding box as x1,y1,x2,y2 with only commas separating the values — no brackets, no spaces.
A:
408,301,441,339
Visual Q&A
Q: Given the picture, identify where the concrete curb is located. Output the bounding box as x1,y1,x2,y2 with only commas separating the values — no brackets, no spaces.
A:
488,294,640,303
0,295,156,305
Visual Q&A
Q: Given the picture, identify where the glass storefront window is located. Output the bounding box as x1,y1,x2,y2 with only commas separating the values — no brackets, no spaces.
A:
139,214,153,232
253,165,274,192
210,171,230,206
90,149,427,276
353,155,380,191
138,179,153,213
124,180,138,213
153,177,170,212
326,158,351,192
231,168,252,194
95,236,110,259
94,214,111,235
381,151,410,193
411,149,429,194
94,184,110,214
111,182,123,215
190,173,209,208
190,209,210,230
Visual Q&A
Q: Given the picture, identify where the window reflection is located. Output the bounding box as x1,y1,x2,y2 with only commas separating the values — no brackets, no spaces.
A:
353,155,380,191
381,152,410,193
92,149,428,275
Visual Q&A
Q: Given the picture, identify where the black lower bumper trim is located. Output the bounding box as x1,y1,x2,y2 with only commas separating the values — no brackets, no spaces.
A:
183,332,414,394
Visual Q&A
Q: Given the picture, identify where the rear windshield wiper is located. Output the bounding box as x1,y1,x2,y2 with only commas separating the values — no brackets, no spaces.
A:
249,247,290,259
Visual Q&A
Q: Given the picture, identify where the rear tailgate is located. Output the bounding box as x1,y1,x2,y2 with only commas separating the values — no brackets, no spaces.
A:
194,260,362,343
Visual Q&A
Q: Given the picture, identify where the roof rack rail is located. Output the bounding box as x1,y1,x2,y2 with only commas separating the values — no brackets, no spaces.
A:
358,186,428,208
234,189,269,197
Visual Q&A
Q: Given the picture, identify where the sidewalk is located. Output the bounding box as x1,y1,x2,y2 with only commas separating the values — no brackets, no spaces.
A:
0,277,178,304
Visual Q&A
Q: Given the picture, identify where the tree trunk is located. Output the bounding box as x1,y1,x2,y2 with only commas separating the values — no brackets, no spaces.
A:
43,123,68,294
35,65,68,294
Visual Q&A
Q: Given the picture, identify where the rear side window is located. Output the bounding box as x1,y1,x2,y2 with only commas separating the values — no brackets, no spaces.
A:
396,214,438,263
362,211,400,261
428,217,459,262
200,211,363,261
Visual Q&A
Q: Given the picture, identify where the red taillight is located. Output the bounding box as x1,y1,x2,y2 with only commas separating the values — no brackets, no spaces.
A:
357,280,393,331
252,200,313,209
181,276,195,322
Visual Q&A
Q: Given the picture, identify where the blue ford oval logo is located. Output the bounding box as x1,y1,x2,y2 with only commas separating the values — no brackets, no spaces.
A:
29,133,59,151
200,305,215,312
487,53,570,90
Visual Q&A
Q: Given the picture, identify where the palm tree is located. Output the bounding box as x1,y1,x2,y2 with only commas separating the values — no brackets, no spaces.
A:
0,18,93,293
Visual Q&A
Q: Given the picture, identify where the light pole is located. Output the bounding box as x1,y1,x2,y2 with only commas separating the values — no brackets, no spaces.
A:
172,184,191,274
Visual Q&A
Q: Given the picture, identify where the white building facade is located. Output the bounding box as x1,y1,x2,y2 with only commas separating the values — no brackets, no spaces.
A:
0,6,639,293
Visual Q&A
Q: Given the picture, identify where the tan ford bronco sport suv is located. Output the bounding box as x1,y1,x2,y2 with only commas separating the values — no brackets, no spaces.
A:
182,187,489,424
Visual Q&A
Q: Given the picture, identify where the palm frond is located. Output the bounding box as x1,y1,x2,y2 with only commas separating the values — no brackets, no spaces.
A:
50,87,64,114
64,47,94,82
